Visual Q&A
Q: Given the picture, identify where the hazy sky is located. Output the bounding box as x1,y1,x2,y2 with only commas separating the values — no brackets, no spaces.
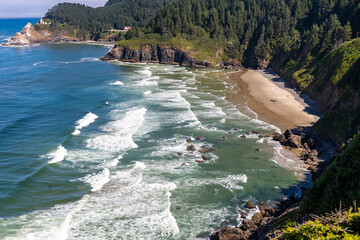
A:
0,0,108,18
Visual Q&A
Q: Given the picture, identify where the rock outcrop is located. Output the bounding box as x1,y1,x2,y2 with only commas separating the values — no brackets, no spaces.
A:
3,22,82,47
3,23,50,46
101,44,244,69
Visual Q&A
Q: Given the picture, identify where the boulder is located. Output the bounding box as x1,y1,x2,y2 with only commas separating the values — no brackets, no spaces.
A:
177,152,183,156
187,145,196,151
246,201,256,209
240,135,246,139
251,131,260,134
187,138,193,143
196,136,204,140
252,212,263,222
196,160,205,163
199,147,215,153
210,227,245,240
259,134,271,138
273,132,285,142
201,155,209,160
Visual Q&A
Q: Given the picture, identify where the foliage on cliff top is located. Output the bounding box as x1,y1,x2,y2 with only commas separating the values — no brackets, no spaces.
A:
116,33,227,62
42,0,174,39
278,208,360,240
301,134,360,215
119,0,359,68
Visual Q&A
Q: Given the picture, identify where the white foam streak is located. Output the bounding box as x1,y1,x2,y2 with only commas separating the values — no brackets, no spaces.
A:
86,108,147,152
109,80,124,86
72,112,98,136
48,145,67,164
82,168,110,192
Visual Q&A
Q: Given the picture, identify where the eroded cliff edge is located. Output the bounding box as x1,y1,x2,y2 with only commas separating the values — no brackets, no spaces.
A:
101,44,243,69
3,22,79,46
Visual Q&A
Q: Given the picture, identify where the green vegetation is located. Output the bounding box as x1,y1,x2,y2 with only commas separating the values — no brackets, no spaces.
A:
279,208,360,239
120,0,359,67
302,134,360,215
274,209,300,229
39,0,174,40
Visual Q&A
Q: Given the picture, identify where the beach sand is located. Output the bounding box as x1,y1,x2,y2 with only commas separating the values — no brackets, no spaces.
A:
227,70,319,131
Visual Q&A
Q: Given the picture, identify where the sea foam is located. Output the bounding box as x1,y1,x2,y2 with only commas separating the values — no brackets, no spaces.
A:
110,81,124,86
86,108,147,152
48,145,67,164
82,168,111,192
72,112,98,136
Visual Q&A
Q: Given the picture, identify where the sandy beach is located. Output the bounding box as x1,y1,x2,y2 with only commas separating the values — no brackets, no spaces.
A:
227,70,319,131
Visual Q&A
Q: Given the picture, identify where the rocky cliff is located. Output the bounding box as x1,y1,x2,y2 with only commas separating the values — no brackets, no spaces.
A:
3,23,79,46
101,44,243,69
3,23,50,46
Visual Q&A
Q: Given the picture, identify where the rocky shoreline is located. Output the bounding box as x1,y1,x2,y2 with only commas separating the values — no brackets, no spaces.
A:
100,44,244,70
210,127,338,240
2,22,115,47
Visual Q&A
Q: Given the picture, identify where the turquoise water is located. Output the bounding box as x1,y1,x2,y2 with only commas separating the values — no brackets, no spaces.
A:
0,19,303,239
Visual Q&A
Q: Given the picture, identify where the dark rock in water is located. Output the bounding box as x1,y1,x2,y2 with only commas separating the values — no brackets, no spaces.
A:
187,138,193,143
196,160,205,163
246,201,256,209
255,148,262,152
240,135,246,138
259,134,271,138
220,136,226,140
259,201,265,206
201,155,209,160
210,227,245,240
199,147,215,153
177,152,183,156
187,145,196,151
175,206,181,210
252,212,263,222
273,132,285,142
196,136,204,140
252,131,260,134
234,128,239,131
241,211,248,219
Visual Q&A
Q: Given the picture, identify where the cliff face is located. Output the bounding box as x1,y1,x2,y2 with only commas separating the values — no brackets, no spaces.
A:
3,23,50,46
3,23,79,46
101,44,243,69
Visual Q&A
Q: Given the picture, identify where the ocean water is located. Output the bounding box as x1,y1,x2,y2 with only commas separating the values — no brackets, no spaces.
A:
0,19,304,239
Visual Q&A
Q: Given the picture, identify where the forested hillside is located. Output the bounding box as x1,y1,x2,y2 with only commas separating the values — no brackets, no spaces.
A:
124,0,359,67
116,0,360,143
37,0,174,40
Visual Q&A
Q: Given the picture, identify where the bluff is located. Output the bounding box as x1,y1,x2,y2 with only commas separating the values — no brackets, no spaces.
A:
101,44,242,69
3,23,52,46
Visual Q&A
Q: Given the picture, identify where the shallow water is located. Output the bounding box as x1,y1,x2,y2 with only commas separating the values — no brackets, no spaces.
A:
0,19,304,239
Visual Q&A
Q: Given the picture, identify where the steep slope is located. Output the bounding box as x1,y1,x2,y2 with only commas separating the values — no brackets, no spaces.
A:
273,39,360,145
301,133,360,215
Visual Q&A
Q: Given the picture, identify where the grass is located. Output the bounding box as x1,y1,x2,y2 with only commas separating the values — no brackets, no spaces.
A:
116,34,229,63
